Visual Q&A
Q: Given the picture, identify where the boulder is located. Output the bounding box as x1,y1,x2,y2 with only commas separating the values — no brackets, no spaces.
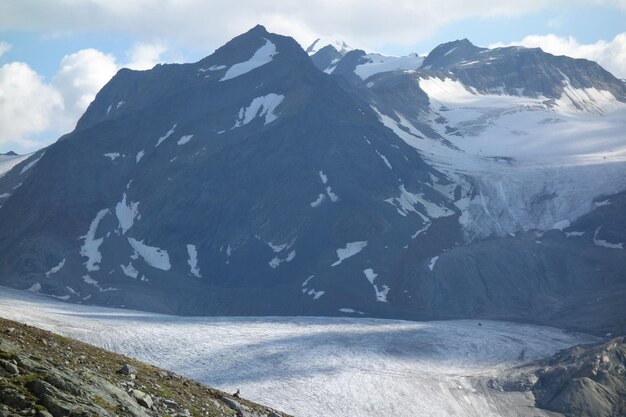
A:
0,388,30,410
0,360,19,375
130,390,153,409
28,380,55,397
162,399,177,409
117,364,137,376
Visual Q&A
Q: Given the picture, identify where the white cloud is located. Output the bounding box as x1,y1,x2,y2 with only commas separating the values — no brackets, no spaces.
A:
0,49,119,153
491,33,626,78
0,39,179,153
53,49,118,126
0,0,609,50
546,15,566,29
1,1,624,153
0,62,64,152
126,41,167,70
0,41,11,58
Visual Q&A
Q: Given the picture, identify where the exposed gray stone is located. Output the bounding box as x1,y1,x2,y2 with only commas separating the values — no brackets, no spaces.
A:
0,388,29,410
28,379,55,398
130,390,153,409
117,364,137,376
162,399,177,409
0,360,19,375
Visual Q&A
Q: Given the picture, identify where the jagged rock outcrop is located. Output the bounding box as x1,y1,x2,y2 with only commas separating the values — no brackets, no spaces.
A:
489,337,626,417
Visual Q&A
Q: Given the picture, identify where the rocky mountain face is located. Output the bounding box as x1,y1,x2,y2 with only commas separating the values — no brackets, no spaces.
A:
0,318,288,417
490,337,626,417
0,27,625,335
312,37,626,335
0,25,448,318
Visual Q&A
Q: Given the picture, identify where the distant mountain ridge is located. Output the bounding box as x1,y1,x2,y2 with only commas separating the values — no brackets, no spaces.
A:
0,26,624,336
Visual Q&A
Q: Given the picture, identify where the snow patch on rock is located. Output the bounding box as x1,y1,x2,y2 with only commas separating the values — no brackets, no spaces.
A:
325,186,339,202
375,150,392,169
199,64,226,73
115,193,140,234
20,152,45,175
155,124,177,147
221,39,277,81
128,238,171,270
310,193,325,208
103,153,121,161
269,250,296,269
363,268,390,302
552,220,571,231
339,308,365,315
385,184,454,220
354,53,424,80
428,256,439,271
593,227,623,249
233,94,285,128
301,275,324,300
187,244,201,278
412,222,431,239
80,209,110,272
120,262,139,279
177,135,194,145
331,241,368,266
45,259,66,278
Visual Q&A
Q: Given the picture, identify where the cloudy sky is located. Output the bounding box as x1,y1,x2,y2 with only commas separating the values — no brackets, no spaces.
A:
1,0,625,154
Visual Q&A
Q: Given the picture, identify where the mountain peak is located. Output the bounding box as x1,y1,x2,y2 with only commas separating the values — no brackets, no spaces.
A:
248,24,269,35
305,35,374,56
422,38,484,68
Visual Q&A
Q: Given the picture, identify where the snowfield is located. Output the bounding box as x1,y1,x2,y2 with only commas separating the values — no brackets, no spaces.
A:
376,78,626,240
0,288,597,417
0,153,32,177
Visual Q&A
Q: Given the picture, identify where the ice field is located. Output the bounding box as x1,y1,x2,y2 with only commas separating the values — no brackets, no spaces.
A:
0,288,597,417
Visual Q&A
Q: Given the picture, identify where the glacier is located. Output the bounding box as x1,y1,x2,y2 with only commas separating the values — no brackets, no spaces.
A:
0,287,597,417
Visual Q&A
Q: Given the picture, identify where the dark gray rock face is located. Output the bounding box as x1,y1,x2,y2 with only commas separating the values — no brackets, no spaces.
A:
321,38,626,141
318,36,626,335
0,28,625,336
324,37,626,102
491,337,626,417
0,26,451,319
421,39,626,102
309,44,343,73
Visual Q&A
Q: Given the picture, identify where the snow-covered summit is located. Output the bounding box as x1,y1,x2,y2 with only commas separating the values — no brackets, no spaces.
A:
354,52,425,80
305,35,374,56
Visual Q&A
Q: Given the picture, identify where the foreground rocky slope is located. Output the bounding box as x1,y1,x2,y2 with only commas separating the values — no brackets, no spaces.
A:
490,337,626,417
0,317,288,417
